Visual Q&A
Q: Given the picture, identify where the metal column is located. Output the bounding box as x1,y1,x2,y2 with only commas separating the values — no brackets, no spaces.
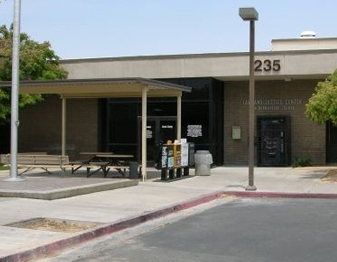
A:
141,87,148,181
61,97,67,156
247,20,257,191
7,0,24,182
177,94,182,140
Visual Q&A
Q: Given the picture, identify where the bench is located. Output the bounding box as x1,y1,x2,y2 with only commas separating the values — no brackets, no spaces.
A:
0,154,70,175
15,152,48,155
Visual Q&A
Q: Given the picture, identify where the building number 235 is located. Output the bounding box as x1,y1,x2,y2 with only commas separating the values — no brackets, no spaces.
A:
255,59,281,72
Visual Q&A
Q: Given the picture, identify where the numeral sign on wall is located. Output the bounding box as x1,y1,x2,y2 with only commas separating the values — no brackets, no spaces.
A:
255,59,281,72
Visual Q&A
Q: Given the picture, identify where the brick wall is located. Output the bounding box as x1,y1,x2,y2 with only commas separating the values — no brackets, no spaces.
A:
224,80,325,166
19,96,99,160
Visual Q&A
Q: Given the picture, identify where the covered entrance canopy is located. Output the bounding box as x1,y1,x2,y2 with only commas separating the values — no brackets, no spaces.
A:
3,77,191,180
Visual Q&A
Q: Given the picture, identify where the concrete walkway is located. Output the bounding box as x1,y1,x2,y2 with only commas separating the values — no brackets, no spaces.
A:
0,166,336,262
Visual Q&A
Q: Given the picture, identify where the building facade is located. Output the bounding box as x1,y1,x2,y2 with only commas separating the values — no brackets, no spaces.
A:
17,36,337,166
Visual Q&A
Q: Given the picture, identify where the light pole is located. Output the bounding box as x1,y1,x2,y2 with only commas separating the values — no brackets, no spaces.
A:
239,7,258,191
5,0,24,181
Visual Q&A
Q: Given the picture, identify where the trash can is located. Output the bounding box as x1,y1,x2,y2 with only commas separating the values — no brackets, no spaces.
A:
129,162,139,179
194,150,213,176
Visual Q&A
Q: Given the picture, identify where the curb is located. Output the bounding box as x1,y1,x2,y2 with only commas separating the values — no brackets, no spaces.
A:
0,180,139,200
3,190,337,261
0,191,225,262
224,191,337,199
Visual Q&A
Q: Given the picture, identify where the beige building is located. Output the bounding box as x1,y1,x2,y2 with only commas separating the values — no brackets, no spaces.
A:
18,35,337,166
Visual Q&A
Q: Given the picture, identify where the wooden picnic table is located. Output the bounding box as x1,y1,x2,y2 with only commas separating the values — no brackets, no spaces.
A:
72,152,134,177
79,152,114,156
95,154,134,158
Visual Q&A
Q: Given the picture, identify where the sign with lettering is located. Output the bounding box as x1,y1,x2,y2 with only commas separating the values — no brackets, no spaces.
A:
255,59,281,72
242,98,303,111
187,125,202,137
146,126,153,139
162,125,173,129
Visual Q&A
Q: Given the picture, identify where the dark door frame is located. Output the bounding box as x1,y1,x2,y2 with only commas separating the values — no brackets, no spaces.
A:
326,121,337,164
137,116,177,163
257,115,291,167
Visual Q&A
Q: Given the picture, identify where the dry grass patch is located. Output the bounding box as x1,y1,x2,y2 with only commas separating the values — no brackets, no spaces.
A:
321,169,337,183
6,218,102,233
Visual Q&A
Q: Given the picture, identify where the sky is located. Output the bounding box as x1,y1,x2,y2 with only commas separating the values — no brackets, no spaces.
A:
0,0,336,59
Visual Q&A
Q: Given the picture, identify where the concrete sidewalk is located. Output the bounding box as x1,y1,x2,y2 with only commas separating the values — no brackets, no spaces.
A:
0,166,336,261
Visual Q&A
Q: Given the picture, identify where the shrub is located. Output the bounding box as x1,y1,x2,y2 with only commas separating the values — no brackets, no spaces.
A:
292,156,312,167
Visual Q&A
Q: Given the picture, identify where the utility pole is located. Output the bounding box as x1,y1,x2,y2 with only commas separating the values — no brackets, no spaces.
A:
6,0,24,181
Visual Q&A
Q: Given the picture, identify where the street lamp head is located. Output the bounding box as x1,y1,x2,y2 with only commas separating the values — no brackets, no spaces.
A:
239,7,258,21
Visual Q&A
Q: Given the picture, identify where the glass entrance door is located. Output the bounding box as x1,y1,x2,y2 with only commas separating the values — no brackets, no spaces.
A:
138,117,176,165
257,116,291,166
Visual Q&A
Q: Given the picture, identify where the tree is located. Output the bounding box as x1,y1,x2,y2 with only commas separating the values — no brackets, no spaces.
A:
306,69,337,126
0,25,68,122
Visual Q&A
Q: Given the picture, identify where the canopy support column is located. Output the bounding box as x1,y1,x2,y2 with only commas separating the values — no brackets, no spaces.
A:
61,97,67,156
177,94,182,140
141,87,148,181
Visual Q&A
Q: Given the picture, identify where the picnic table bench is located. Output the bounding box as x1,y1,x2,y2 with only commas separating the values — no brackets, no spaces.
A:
71,152,136,178
0,153,70,175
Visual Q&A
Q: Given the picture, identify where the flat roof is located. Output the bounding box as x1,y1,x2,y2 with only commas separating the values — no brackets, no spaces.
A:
60,48,337,63
0,77,192,98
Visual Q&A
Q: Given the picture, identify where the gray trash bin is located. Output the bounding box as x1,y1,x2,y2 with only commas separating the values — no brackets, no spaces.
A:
129,162,139,179
194,150,213,176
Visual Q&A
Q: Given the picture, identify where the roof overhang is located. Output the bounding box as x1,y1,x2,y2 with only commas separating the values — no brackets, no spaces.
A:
0,77,191,98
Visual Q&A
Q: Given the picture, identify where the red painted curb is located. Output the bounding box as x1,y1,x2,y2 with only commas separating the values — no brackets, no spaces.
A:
224,191,337,199
0,191,225,262
3,190,335,261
